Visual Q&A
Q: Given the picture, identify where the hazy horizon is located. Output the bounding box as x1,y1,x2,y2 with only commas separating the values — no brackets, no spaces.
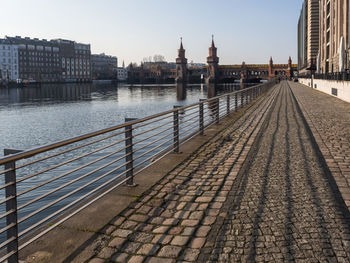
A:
1,0,304,66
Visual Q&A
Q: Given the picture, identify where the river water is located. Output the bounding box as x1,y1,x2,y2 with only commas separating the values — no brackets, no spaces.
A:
0,81,252,241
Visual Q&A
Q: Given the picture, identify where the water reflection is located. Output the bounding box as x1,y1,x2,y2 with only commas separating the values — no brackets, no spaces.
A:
207,83,219,119
176,83,187,101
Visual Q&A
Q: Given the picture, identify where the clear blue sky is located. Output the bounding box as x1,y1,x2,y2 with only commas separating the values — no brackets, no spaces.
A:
1,0,303,65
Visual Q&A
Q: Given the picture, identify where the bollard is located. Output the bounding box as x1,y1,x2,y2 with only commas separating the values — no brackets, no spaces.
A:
124,118,137,186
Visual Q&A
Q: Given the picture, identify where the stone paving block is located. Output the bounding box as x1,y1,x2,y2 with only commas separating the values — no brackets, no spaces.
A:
157,245,182,258
137,243,160,256
128,255,145,263
171,235,190,246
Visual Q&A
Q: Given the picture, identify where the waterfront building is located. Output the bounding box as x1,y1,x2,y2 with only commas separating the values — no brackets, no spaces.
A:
52,39,91,82
3,36,91,83
319,0,350,73
117,61,128,81
297,0,320,75
91,53,118,80
0,39,19,81
5,36,61,82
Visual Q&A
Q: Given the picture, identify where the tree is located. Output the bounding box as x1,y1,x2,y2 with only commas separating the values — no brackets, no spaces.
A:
153,54,165,62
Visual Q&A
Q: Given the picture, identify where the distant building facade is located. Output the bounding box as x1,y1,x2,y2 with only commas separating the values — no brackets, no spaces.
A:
319,0,350,73
0,39,18,81
6,36,61,82
91,53,118,80
297,0,319,75
2,36,91,83
117,61,127,81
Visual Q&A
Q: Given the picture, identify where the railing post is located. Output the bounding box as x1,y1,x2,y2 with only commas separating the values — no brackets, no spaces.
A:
215,98,220,124
124,118,137,186
235,93,238,112
173,106,181,153
4,149,21,263
241,90,244,107
199,99,205,135
226,94,230,115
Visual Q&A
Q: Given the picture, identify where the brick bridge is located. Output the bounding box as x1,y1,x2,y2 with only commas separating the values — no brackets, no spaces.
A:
127,38,297,84
22,80,350,262
176,38,297,84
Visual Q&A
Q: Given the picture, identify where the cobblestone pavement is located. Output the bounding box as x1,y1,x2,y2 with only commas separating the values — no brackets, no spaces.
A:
200,81,350,262
88,82,350,263
87,82,280,263
290,81,350,210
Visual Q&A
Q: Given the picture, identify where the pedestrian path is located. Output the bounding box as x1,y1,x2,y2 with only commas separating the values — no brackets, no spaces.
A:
88,81,350,263
290,81,350,211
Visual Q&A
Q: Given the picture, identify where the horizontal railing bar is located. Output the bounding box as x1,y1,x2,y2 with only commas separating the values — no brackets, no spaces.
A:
0,167,14,176
17,174,130,253
12,137,128,188
178,114,201,126
0,222,16,236
133,136,175,164
18,162,132,233
0,85,261,165
0,236,16,250
0,208,15,221
178,124,200,138
14,129,126,171
132,112,173,130
180,108,200,118
133,112,223,178
0,251,16,263
179,118,200,131
13,145,127,199
132,119,174,138
18,166,131,239
133,126,174,146
17,153,130,212
133,131,173,154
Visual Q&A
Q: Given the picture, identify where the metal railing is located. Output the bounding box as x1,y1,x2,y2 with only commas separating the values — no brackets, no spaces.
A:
0,80,277,262
298,72,350,81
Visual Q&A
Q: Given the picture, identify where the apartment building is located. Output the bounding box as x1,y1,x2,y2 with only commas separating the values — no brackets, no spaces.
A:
298,0,320,74
0,39,19,81
319,0,350,73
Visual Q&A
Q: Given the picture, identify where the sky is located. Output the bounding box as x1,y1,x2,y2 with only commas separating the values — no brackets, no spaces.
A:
0,0,304,65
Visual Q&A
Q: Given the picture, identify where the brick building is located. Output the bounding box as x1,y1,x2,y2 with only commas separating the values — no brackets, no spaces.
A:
6,36,61,82
3,36,91,83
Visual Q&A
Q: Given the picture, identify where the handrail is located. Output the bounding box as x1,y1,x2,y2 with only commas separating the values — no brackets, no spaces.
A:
0,83,265,165
0,79,277,262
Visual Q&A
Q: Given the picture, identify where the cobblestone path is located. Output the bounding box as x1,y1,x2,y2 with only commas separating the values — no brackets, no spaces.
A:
201,82,350,262
88,81,280,263
89,82,350,263
290,81,350,210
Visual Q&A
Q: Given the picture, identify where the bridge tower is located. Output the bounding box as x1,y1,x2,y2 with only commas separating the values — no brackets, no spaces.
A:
206,35,219,84
240,61,248,83
175,38,188,83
